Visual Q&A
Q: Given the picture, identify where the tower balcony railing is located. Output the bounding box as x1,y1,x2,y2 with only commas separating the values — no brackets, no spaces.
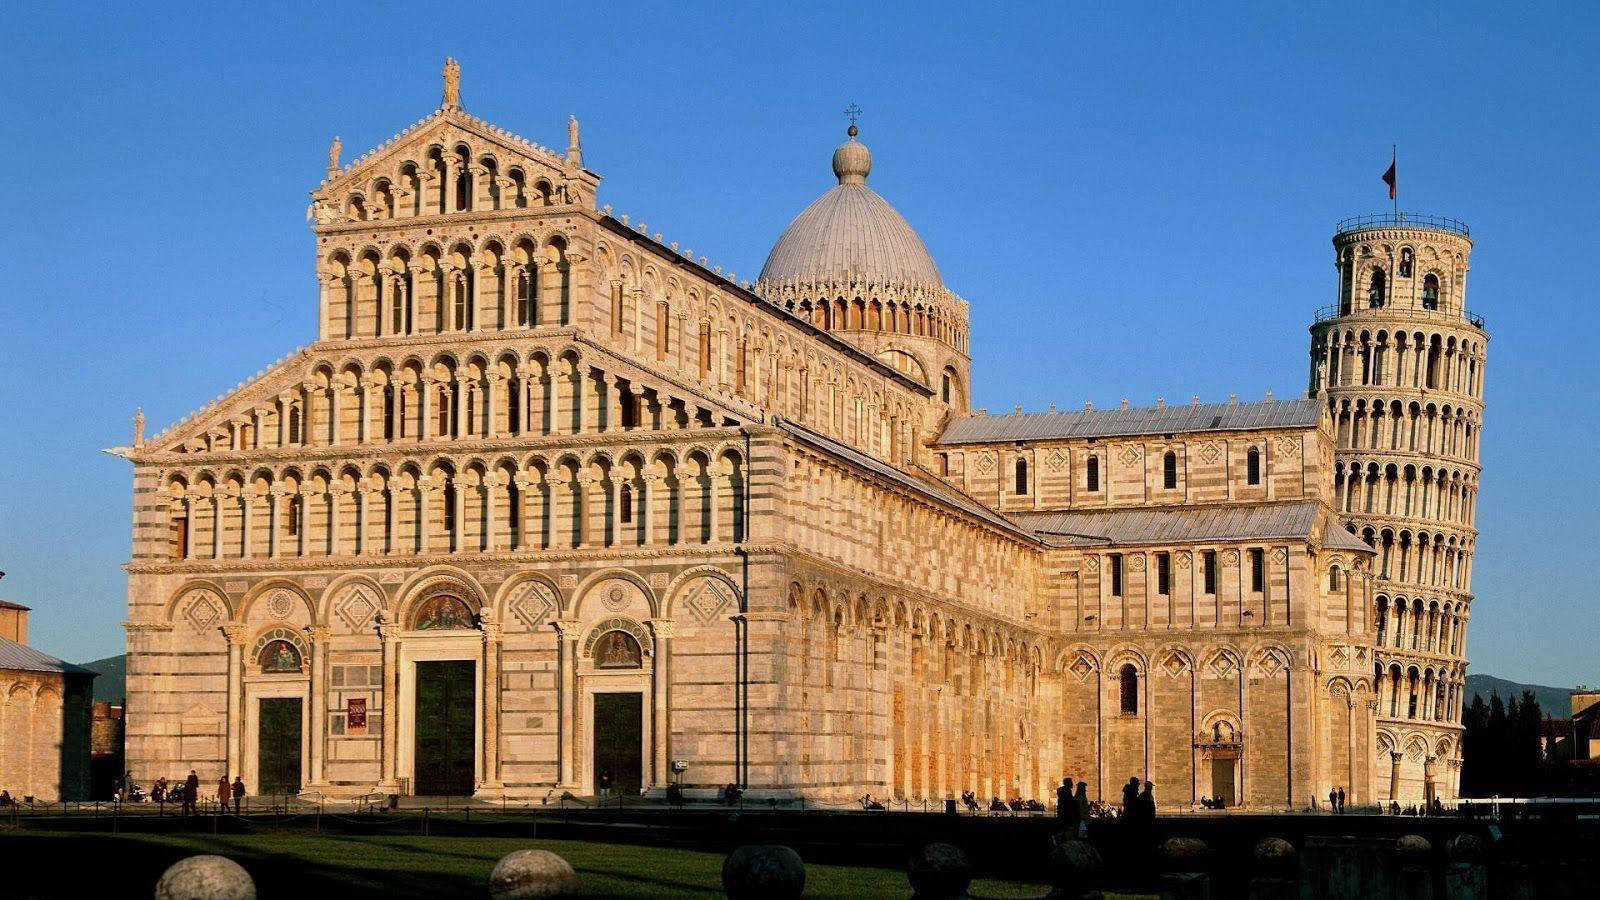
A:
1314,304,1486,330
1335,213,1471,237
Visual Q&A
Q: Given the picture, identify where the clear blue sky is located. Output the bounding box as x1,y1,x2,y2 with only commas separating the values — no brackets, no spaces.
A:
2,2,1595,685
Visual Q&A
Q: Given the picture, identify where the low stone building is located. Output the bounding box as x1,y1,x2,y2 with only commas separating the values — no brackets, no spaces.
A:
0,601,96,801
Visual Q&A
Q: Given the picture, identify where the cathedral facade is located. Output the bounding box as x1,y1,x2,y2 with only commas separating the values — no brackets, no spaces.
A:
119,65,1484,808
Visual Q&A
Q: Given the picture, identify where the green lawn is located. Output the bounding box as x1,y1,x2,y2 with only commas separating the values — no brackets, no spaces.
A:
0,831,1047,898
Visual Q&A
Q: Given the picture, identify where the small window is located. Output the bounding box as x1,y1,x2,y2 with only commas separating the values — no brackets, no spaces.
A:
171,516,188,559
1162,451,1178,489
1421,274,1440,311
940,372,952,404
1203,550,1217,594
1328,565,1342,591
382,386,396,440
1247,447,1261,485
1157,552,1171,595
1250,548,1265,592
1119,664,1138,715
620,483,634,524
442,482,456,533
1109,553,1123,597
1086,455,1100,492
1399,248,1413,278
287,406,302,445
287,497,301,536
1015,458,1029,494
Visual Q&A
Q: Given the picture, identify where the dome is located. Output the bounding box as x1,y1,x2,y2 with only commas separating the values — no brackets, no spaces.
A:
758,127,943,288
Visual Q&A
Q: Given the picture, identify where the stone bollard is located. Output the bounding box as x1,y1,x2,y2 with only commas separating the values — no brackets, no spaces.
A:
1247,837,1297,900
488,849,579,899
154,855,256,900
1394,834,1433,900
721,845,805,900
1045,831,1103,899
1158,838,1210,900
1443,833,1486,900
907,843,973,900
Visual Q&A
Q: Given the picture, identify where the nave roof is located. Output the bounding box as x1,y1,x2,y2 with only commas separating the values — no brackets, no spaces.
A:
1011,501,1372,553
934,399,1323,445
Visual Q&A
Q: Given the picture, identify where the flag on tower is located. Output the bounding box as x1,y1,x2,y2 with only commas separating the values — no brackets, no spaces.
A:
1382,156,1397,200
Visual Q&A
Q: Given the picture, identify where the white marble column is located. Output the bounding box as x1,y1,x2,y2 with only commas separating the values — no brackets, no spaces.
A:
647,619,674,787
555,620,580,788
222,624,245,779
379,623,399,789
307,626,330,786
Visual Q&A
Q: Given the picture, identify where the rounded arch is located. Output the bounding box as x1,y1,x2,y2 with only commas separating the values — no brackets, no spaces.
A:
663,565,742,620
571,567,659,620
393,566,487,626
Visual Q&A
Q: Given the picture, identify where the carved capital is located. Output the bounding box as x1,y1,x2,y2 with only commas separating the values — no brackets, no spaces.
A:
220,623,247,646
645,618,676,640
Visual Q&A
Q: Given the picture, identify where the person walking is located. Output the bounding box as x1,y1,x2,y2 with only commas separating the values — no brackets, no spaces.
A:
1337,787,1347,813
182,771,199,816
1328,787,1338,813
1074,781,1090,833
217,775,230,812
1121,777,1140,816
231,776,245,814
1057,777,1073,822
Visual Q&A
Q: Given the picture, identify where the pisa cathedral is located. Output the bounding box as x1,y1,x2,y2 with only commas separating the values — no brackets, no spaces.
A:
118,63,1485,809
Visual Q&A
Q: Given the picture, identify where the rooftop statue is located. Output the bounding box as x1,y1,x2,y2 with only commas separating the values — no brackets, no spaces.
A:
442,57,461,107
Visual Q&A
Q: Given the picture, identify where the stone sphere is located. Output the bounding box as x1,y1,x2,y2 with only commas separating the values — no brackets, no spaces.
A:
906,842,972,899
1396,834,1433,859
721,845,805,900
488,849,579,899
154,855,256,900
1447,833,1484,862
1161,837,1210,866
1254,837,1297,864
1046,832,1104,888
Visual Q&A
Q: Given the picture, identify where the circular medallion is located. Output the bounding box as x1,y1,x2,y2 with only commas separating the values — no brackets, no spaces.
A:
267,590,295,620
603,586,629,611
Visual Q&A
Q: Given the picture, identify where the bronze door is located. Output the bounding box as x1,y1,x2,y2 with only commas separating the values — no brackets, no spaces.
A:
592,692,643,796
1211,756,1237,807
258,697,302,796
414,660,476,795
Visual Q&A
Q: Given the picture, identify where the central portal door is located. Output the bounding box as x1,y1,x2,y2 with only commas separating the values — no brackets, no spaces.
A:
258,697,302,796
592,692,643,797
1210,756,1237,807
414,660,476,795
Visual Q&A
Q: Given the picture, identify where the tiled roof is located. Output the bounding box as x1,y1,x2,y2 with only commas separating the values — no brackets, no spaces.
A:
1009,501,1358,549
0,600,30,611
0,636,95,677
773,417,1037,542
934,399,1323,445
1324,522,1376,554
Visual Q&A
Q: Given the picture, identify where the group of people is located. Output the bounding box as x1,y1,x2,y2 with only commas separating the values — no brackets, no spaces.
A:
956,790,1047,814
1326,786,1349,813
114,771,247,814
1389,798,1448,816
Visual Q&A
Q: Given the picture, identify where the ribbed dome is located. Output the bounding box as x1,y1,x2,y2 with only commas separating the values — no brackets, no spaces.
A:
758,129,943,288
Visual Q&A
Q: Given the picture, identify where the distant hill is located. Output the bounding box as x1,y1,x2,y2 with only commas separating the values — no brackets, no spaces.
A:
79,654,126,702
1466,673,1572,717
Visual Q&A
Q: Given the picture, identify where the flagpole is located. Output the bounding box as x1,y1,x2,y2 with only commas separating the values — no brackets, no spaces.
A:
1393,144,1399,221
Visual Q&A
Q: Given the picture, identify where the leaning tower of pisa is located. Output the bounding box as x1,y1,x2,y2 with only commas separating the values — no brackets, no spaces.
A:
1308,213,1487,806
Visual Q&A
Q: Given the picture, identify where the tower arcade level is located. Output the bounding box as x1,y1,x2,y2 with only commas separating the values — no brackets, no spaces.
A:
1309,214,1486,804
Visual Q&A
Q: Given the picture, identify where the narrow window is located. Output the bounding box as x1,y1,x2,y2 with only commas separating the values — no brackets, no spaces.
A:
1421,274,1440,311
1086,455,1100,492
171,516,188,559
1014,458,1029,494
1203,550,1217,594
287,406,302,445
1109,553,1123,597
287,497,301,536
1368,267,1386,308
621,387,638,429
506,481,520,540
437,386,451,437
1250,548,1265,592
516,271,531,326
1329,565,1342,591
620,483,634,524
442,482,456,533
382,385,395,441
1119,664,1138,715
1157,552,1171,595
465,389,476,436
1247,447,1261,485
939,453,949,477
941,372,952,404
507,380,520,435
1399,248,1413,278
1162,451,1177,489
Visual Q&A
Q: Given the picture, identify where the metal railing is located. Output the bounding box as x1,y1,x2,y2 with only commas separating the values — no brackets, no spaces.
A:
1313,304,1486,330
1335,213,1471,237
